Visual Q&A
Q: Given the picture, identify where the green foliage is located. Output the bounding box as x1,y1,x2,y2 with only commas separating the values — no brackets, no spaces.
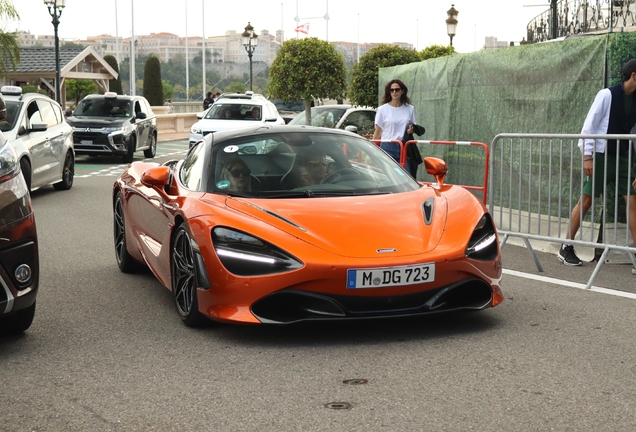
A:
20,83,47,95
0,0,20,75
349,45,421,107
66,79,98,105
420,44,455,61
269,37,347,105
607,33,636,86
103,55,123,94
162,80,174,100
143,55,163,106
61,41,86,50
225,81,246,93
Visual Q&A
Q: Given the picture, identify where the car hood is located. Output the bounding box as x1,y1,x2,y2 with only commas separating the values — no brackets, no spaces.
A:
224,189,448,258
66,117,128,128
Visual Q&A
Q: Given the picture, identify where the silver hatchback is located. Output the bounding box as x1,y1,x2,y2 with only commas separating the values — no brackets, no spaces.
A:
0,86,74,192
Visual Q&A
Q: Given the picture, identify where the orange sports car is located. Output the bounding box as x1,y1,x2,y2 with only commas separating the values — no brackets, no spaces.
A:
113,125,503,327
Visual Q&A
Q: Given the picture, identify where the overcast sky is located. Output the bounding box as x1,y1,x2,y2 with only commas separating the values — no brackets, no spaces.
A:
6,0,550,54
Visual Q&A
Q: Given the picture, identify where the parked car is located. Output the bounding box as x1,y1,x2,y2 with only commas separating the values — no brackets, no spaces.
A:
0,93,39,334
66,92,157,163
288,105,377,138
269,99,305,123
0,86,74,192
113,125,503,327
189,93,285,147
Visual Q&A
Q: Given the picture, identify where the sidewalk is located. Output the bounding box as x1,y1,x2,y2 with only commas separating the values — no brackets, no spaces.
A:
158,131,189,142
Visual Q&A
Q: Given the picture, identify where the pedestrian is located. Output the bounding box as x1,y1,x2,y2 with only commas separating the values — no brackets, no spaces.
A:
167,99,174,114
203,92,214,110
372,79,423,175
558,59,636,267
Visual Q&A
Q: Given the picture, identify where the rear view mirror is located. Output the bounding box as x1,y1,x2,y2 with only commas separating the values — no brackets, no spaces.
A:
30,122,48,133
344,125,358,134
141,166,171,187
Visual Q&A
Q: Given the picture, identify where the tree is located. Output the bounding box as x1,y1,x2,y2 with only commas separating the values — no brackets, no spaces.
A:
103,55,123,94
225,81,246,93
61,41,86,50
349,45,421,108
143,55,163,106
0,0,20,75
420,44,455,60
268,37,347,124
66,79,98,105
162,80,174,100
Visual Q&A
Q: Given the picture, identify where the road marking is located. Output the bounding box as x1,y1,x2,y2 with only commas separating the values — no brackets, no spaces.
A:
503,268,636,299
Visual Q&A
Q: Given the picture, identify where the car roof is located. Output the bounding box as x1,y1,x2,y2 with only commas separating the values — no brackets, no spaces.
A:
216,91,267,101
210,98,270,107
207,124,354,144
81,94,143,102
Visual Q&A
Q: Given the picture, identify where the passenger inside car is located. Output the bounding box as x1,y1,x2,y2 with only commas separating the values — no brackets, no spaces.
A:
219,157,260,192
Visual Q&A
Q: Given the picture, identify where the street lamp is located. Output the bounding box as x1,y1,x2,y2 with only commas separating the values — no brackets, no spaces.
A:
44,0,65,105
241,22,258,91
445,4,458,47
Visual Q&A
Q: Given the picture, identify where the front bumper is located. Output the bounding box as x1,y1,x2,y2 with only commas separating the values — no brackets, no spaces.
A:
0,175,39,316
73,130,131,156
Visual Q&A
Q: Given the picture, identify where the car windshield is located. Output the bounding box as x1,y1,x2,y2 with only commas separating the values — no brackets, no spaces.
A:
270,99,304,112
199,131,420,197
74,98,132,117
288,107,347,128
0,101,21,132
205,103,263,121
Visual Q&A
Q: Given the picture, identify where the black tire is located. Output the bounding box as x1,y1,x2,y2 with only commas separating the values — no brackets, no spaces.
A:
171,223,206,327
53,151,74,190
143,133,157,158
20,158,32,191
123,136,135,163
114,192,140,273
1,301,35,334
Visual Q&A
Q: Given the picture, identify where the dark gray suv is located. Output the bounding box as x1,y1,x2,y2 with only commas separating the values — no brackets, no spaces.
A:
66,92,158,163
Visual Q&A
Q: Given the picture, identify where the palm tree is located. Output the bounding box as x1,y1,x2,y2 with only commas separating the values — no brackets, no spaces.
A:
0,0,20,75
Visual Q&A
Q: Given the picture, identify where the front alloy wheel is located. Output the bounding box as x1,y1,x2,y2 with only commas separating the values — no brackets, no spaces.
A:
114,192,140,273
171,223,206,327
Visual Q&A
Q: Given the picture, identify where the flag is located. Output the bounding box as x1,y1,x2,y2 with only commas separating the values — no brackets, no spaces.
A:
295,22,310,34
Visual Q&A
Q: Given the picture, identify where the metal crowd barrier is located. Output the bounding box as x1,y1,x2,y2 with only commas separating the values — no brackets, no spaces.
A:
371,139,490,204
489,133,636,289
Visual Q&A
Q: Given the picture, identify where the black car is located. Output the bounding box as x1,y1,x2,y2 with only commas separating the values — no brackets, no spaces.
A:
66,92,158,163
0,93,39,334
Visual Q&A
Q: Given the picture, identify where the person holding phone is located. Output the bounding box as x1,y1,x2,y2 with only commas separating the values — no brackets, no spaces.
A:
372,79,417,169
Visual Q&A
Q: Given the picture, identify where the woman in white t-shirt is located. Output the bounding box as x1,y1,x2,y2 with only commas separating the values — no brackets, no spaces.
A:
372,79,416,166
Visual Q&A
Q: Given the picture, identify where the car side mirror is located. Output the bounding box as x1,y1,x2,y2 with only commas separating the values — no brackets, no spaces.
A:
136,112,147,120
65,109,73,117
141,166,171,187
30,122,48,133
424,157,448,187
196,112,204,119
344,125,358,134
265,116,278,122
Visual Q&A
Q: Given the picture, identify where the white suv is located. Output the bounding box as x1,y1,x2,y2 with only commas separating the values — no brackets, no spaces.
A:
189,93,285,147
0,86,74,191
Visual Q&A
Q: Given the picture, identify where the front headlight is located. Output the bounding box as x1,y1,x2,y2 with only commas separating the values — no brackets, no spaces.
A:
104,127,124,133
465,213,498,261
213,227,303,276
0,140,20,181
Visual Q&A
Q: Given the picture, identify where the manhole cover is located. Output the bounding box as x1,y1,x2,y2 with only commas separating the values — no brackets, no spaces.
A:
343,379,368,385
324,402,352,410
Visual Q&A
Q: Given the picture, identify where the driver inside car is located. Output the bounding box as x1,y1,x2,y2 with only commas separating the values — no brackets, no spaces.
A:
297,148,329,186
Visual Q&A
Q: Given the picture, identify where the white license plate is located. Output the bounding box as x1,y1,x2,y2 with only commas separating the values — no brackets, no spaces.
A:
347,263,435,289
80,140,93,145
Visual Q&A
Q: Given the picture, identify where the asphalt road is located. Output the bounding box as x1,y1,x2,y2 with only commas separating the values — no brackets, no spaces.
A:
1,140,636,431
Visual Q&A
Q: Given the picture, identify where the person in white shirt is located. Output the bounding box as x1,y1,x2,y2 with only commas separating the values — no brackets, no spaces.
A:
373,79,416,168
559,59,636,268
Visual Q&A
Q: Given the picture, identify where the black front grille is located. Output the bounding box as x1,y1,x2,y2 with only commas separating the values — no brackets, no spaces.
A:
251,278,493,324
73,131,110,145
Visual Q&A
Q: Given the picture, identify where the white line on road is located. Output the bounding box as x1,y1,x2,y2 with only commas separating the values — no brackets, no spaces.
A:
503,268,636,299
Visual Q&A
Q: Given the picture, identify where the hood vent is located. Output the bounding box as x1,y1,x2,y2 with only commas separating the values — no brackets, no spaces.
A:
422,197,434,225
